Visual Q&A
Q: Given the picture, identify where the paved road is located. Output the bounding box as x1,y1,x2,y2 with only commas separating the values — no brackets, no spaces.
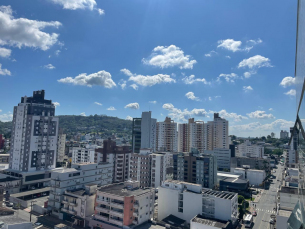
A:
251,163,283,229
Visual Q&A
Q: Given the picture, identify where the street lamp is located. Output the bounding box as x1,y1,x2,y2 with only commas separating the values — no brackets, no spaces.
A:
30,200,37,222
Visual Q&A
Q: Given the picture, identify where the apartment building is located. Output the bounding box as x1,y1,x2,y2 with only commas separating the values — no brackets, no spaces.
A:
151,152,170,188
48,162,113,219
173,151,217,189
9,90,59,172
70,147,95,164
156,117,178,152
132,111,157,153
130,149,152,187
237,140,264,158
178,118,205,153
98,138,131,182
89,181,155,229
205,148,231,170
204,113,229,151
158,180,238,223
61,184,97,227
230,157,270,172
56,132,66,163
280,130,289,139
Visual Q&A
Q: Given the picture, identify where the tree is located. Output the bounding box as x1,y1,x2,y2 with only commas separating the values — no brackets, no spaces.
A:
262,136,266,140
267,135,271,139
238,195,245,204
271,132,275,138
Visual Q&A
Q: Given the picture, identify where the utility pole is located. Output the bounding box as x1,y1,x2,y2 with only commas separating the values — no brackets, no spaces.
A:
30,200,37,222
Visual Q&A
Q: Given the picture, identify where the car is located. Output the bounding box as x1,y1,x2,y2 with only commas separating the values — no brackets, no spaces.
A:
252,211,257,216
34,222,41,226
31,186,36,190
6,203,13,207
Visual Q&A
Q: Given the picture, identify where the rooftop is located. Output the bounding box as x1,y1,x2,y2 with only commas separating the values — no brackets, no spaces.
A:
278,209,292,217
98,182,153,197
202,188,236,200
11,187,50,198
0,215,29,225
222,177,249,184
191,214,229,228
161,214,185,227
66,188,87,196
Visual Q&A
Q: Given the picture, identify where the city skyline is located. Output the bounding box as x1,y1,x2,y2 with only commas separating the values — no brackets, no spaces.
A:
0,0,298,137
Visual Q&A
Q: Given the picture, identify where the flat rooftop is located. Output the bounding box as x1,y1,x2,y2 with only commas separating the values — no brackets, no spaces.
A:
98,183,153,197
222,177,248,184
192,215,228,228
11,187,50,198
278,209,292,217
217,172,240,178
202,188,236,200
0,215,29,225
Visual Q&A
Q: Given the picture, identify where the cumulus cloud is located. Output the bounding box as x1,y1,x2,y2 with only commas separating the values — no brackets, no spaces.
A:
269,108,273,111
0,47,11,58
0,112,13,122
209,110,248,122
231,119,294,132
0,5,61,51
243,86,253,92
205,50,217,57
217,73,239,83
149,101,157,104
185,92,200,101
247,110,275,119
247,38,263,45
130,84,138,90
94,102,102,106
162,103,208,121
244,71,254,78
125,103,139,110
225,56,231,59
44,64,55,69
107,106,116,111
58,70,116,88
142,45,197,69
238,55,272,69
0,63,11,75
51,0,104,14
285,89,296,96
182,75,209,85
280,76,295,88
121,68,175,87
217,39,242,52
118,79,127,89
55,50,61,56
53,102,60,107
80,112,86,116
126,116,133,121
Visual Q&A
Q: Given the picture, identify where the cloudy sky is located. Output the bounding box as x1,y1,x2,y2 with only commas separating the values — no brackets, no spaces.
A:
0,0,298,137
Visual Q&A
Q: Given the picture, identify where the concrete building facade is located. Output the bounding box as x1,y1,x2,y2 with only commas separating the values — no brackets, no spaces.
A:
237,140,264,158
70,147,95,164
156,117,178,152
205,148,231,170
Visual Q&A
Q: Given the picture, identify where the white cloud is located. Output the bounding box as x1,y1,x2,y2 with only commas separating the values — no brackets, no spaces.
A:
217,39,242,52
149,101,157,104
285,89,296,96
182,75,209,85
126,116,133,121
185,92,199,101
0,6,61,51
118,79,127,89
51,0,104,14
269,108,273,111
225,56,231,59
247,38,262,45
94,102,102,106
98,8,105,15
280,76,295,88
244,72,251,78
0,47,11,58
247,110,275,119
107,106,116,111
130,84,138,90
238,55,272,69
125,103,139,110
0,110,2,112
231,119,294,133
208,97,212,101
217,73,239,83
58,70,116,88
80,112,86,116
243,86,253,92
0,112,13,122
205,50,217,57
53,102,60,107
44,64,55,69
162,103,208,121
214,96,221,99
121,68,176,87
142,45,197,69
208,109,248,122
55,50,61,56
0,63,11,75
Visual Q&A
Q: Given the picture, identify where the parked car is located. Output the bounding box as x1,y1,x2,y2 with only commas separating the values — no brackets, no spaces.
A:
252,211,257,216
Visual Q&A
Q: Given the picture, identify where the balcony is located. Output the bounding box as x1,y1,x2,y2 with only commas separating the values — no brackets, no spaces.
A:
133,220,138,225
96,206,110,214
111,210,123,218
109,218,123,226
133,212,138,217
96,199,110,205
94,214,109,222
62,200,68,205
110,202,124,209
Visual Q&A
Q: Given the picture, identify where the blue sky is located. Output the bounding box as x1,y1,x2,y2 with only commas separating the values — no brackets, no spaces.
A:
0,0,298,137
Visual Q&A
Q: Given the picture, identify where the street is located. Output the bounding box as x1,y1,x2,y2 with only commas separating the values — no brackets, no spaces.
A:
251,163,283,229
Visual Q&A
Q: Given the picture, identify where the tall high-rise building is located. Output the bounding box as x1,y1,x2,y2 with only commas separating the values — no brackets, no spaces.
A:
204,113,229,151
132,111,157,153
280,130,289,139
9,90,59,172
178,118,204,153
156,117,178,152
56,130,66,163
